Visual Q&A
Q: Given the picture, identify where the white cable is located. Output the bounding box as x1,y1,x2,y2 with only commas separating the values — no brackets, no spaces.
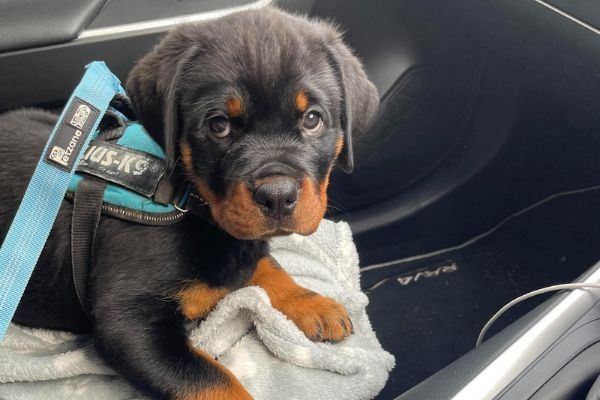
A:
476,282,600,347
360,184,600,273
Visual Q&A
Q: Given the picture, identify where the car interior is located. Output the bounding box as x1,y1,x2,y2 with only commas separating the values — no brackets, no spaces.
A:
2,0,600,399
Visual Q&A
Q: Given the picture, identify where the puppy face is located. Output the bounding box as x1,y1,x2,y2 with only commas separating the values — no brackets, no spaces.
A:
127,7,379,240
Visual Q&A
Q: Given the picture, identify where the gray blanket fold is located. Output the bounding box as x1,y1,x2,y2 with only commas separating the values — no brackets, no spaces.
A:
0,220,395,400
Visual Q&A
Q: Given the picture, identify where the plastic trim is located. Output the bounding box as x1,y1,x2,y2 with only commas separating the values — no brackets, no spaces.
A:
451,259,600,400
78,0,272,40
533,0,600,35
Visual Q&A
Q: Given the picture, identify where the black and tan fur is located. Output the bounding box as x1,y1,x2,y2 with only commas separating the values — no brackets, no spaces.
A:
0,7,378,400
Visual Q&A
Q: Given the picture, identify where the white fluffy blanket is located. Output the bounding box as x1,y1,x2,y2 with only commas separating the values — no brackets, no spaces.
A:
0,220,394,400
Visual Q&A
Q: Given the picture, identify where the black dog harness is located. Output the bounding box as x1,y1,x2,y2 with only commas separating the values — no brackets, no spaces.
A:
67,96,208,315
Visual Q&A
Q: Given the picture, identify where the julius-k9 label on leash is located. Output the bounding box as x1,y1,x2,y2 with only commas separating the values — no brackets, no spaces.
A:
46,97,100,171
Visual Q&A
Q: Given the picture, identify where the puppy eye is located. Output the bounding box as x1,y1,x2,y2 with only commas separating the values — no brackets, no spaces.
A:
208,116,231,138
301,111,323,135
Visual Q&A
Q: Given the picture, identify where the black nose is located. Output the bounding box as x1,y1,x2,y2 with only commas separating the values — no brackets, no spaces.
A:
254,177,298,219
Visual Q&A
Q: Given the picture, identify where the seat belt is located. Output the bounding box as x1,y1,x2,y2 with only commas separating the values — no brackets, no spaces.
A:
0,61,121,340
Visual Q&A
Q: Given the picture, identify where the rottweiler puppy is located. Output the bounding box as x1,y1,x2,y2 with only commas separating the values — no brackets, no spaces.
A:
0,7,378,400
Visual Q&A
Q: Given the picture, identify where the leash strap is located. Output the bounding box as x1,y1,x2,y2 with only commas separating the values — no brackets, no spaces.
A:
71,178,107,316
0,62,121,339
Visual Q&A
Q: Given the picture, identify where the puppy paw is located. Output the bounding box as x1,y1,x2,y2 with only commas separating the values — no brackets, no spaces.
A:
250,256,353,343
278,290,353,343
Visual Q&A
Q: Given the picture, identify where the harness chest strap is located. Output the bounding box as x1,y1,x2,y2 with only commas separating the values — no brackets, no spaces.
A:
71,179,107,315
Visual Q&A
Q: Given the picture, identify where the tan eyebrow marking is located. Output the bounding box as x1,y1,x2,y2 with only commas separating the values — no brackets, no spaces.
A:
226,96,243,118
295,89,309,113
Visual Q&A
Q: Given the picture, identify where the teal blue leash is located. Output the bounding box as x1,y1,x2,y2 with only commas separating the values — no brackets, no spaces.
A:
0,61,122,339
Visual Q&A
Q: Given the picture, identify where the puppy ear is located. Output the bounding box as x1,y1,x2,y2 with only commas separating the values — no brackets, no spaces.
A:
126,31,198,173
324,32,379,173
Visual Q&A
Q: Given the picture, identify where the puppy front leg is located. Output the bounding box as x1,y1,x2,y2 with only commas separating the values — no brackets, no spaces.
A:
93,296,252,400
249,256,353,342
